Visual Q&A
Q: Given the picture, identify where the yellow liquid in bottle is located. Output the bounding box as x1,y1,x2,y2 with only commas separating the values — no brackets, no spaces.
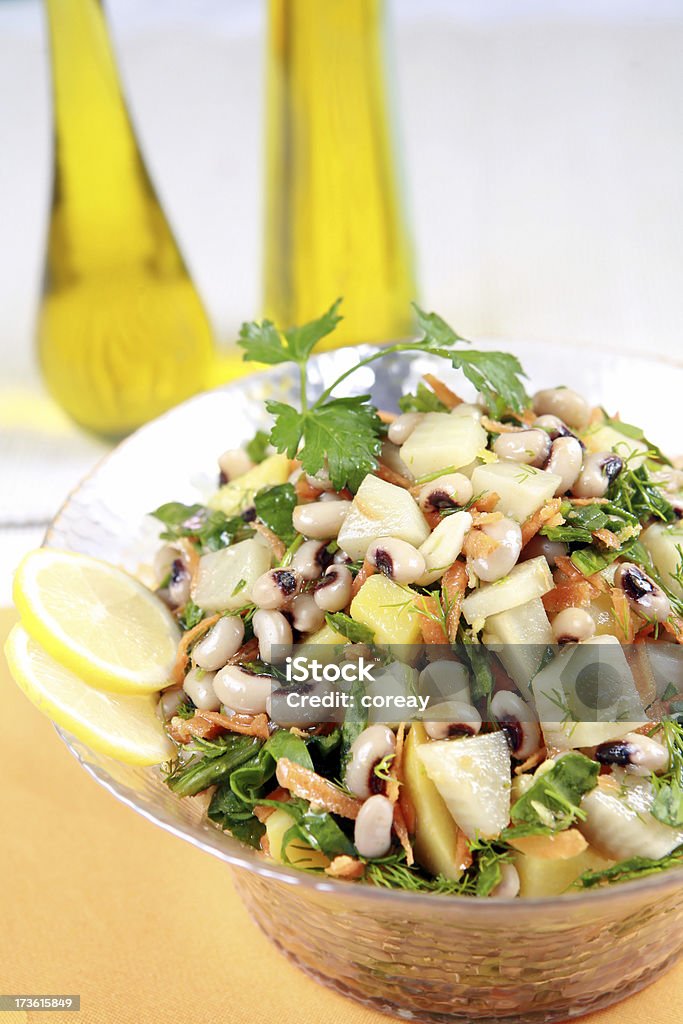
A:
39,0,216,437
264,0,416,348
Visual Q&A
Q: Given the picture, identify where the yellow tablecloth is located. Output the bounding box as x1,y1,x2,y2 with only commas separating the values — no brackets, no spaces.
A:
0,608,680,1024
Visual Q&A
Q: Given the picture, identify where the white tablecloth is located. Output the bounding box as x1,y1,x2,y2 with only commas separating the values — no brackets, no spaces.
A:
2,0,682,603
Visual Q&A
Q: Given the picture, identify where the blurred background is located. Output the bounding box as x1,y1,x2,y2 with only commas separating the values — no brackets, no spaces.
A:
2,0,682,602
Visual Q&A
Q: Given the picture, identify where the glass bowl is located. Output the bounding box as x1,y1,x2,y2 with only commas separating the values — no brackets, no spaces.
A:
46,342,683,1023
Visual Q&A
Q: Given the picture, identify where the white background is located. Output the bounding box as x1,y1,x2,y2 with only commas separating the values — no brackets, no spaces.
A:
1,0,682,601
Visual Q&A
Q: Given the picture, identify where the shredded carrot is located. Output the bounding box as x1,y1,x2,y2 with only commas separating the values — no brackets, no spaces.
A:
260,833,271,856
251,521,286,561
171,613,221,685
610,587,635,643
588,406,606,426
521,498,563,548
480,416,526,434
422,372,462,409
253,786,290,823
508,829,587,861
471,492,500,513
455,828,473,872
351,558,376,598
470,510,504,527
442,561,468,642
568,497,609,506
275,758,363,819
542,581,594,612
463,529,499,560
415,593,448,644
377,409,397,425
392,802,414,866
593,527,621,550
514,747,547,775
295,476,323,502
385,723,405,806
325,856,366,879
375,462,412,489
168,708,270,744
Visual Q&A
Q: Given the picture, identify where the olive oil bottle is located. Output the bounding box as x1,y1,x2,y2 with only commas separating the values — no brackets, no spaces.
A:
38,0,216,437
264,0,416,347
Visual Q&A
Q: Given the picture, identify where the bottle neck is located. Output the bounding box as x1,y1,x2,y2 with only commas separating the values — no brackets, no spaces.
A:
44,0,151,215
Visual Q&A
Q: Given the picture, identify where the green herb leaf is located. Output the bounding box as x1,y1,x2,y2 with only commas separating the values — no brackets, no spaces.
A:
165,735,262,798
650,719,683,827
254,483,298,545
574,847,683,888
340,675,369,779
238,299,342,366
413,305,530,416
245,429,270,464
325,612,375,644
398,382,449,414
542,500,639,546
150,502,250,552
178,600,205,631
457,626,494,701
608,466,676,526
265,729,315,770
278,797,355,861
267,395,383,492
510,752,599,831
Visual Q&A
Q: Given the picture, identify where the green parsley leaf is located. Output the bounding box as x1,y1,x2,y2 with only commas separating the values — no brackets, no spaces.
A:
150,502,250,552
608,466,676,525
245,429,270,464
574,847,683,888
238,299,342,366
265,729,314,770
325,612,375,644
267,395,383,492
253,483,298,545
413,305,530,416
398,382,449,414
178,600,205,631
510,752,599,831
650,719,683,827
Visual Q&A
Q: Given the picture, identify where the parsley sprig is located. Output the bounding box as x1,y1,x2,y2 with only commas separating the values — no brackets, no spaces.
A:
238,300,530,492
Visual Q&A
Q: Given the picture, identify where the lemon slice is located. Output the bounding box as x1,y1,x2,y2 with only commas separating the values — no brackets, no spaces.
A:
5,625,175,766
13,549,180,694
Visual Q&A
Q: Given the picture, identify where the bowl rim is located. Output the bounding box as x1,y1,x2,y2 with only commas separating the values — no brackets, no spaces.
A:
46,339,683,911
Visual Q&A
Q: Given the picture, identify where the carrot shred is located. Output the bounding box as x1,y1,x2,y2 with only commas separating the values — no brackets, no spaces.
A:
542,581,594,612
471,492,500,513
275,758,363,819
295,476,323,502
351,559,376,598
422,373,462,409
251,521,286,562
520,498,563,548
385,723,405,806
168,709,270,744
514,747,547,775
593,527,621,550
375,462,412,489
470,510,503,527
325,856,366,879
377,410,397,425
480,416,526,434
463,530,499,560
415,593,449,644
171,613,221,685
442,561,468,642
392,802,414,866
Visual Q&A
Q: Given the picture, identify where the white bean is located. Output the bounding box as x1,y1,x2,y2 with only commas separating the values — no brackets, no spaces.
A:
468,517,522,583
192,615,245,670
366,537,426,585
533,387,590,430
218,448,254,481
313,565,353,612
252,609,293,663
182,667,221,711
291,540,330,580
551,607,595,644
418,473,473,514
213,664,272,715
293,500,351,540
354,794,394,858
252,568,302,610
290,593,326,633
388,412,424,445
345,725,397,799
546,436,583,495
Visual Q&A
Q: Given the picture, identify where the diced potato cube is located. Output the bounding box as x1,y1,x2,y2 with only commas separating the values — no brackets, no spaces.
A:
337,475,430,561
461,557,553,628
192,538,272,611
350,574,423,646
579,778,683,861
533,636,647,750
208,453,291,515
483,597,553,698
304,623,350,646
265,807,330,868
470,463,562,523
400,413,487,479
403,723,466,880
641,522,683,598
417,731,511,839
514,847,613,898
582,425,648,469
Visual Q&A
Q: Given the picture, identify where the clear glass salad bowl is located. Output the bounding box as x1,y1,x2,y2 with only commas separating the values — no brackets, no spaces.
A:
46,341,683,1024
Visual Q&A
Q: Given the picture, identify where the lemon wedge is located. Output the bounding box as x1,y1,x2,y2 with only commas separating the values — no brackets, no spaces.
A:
5,625,175,766
13,549,180,694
